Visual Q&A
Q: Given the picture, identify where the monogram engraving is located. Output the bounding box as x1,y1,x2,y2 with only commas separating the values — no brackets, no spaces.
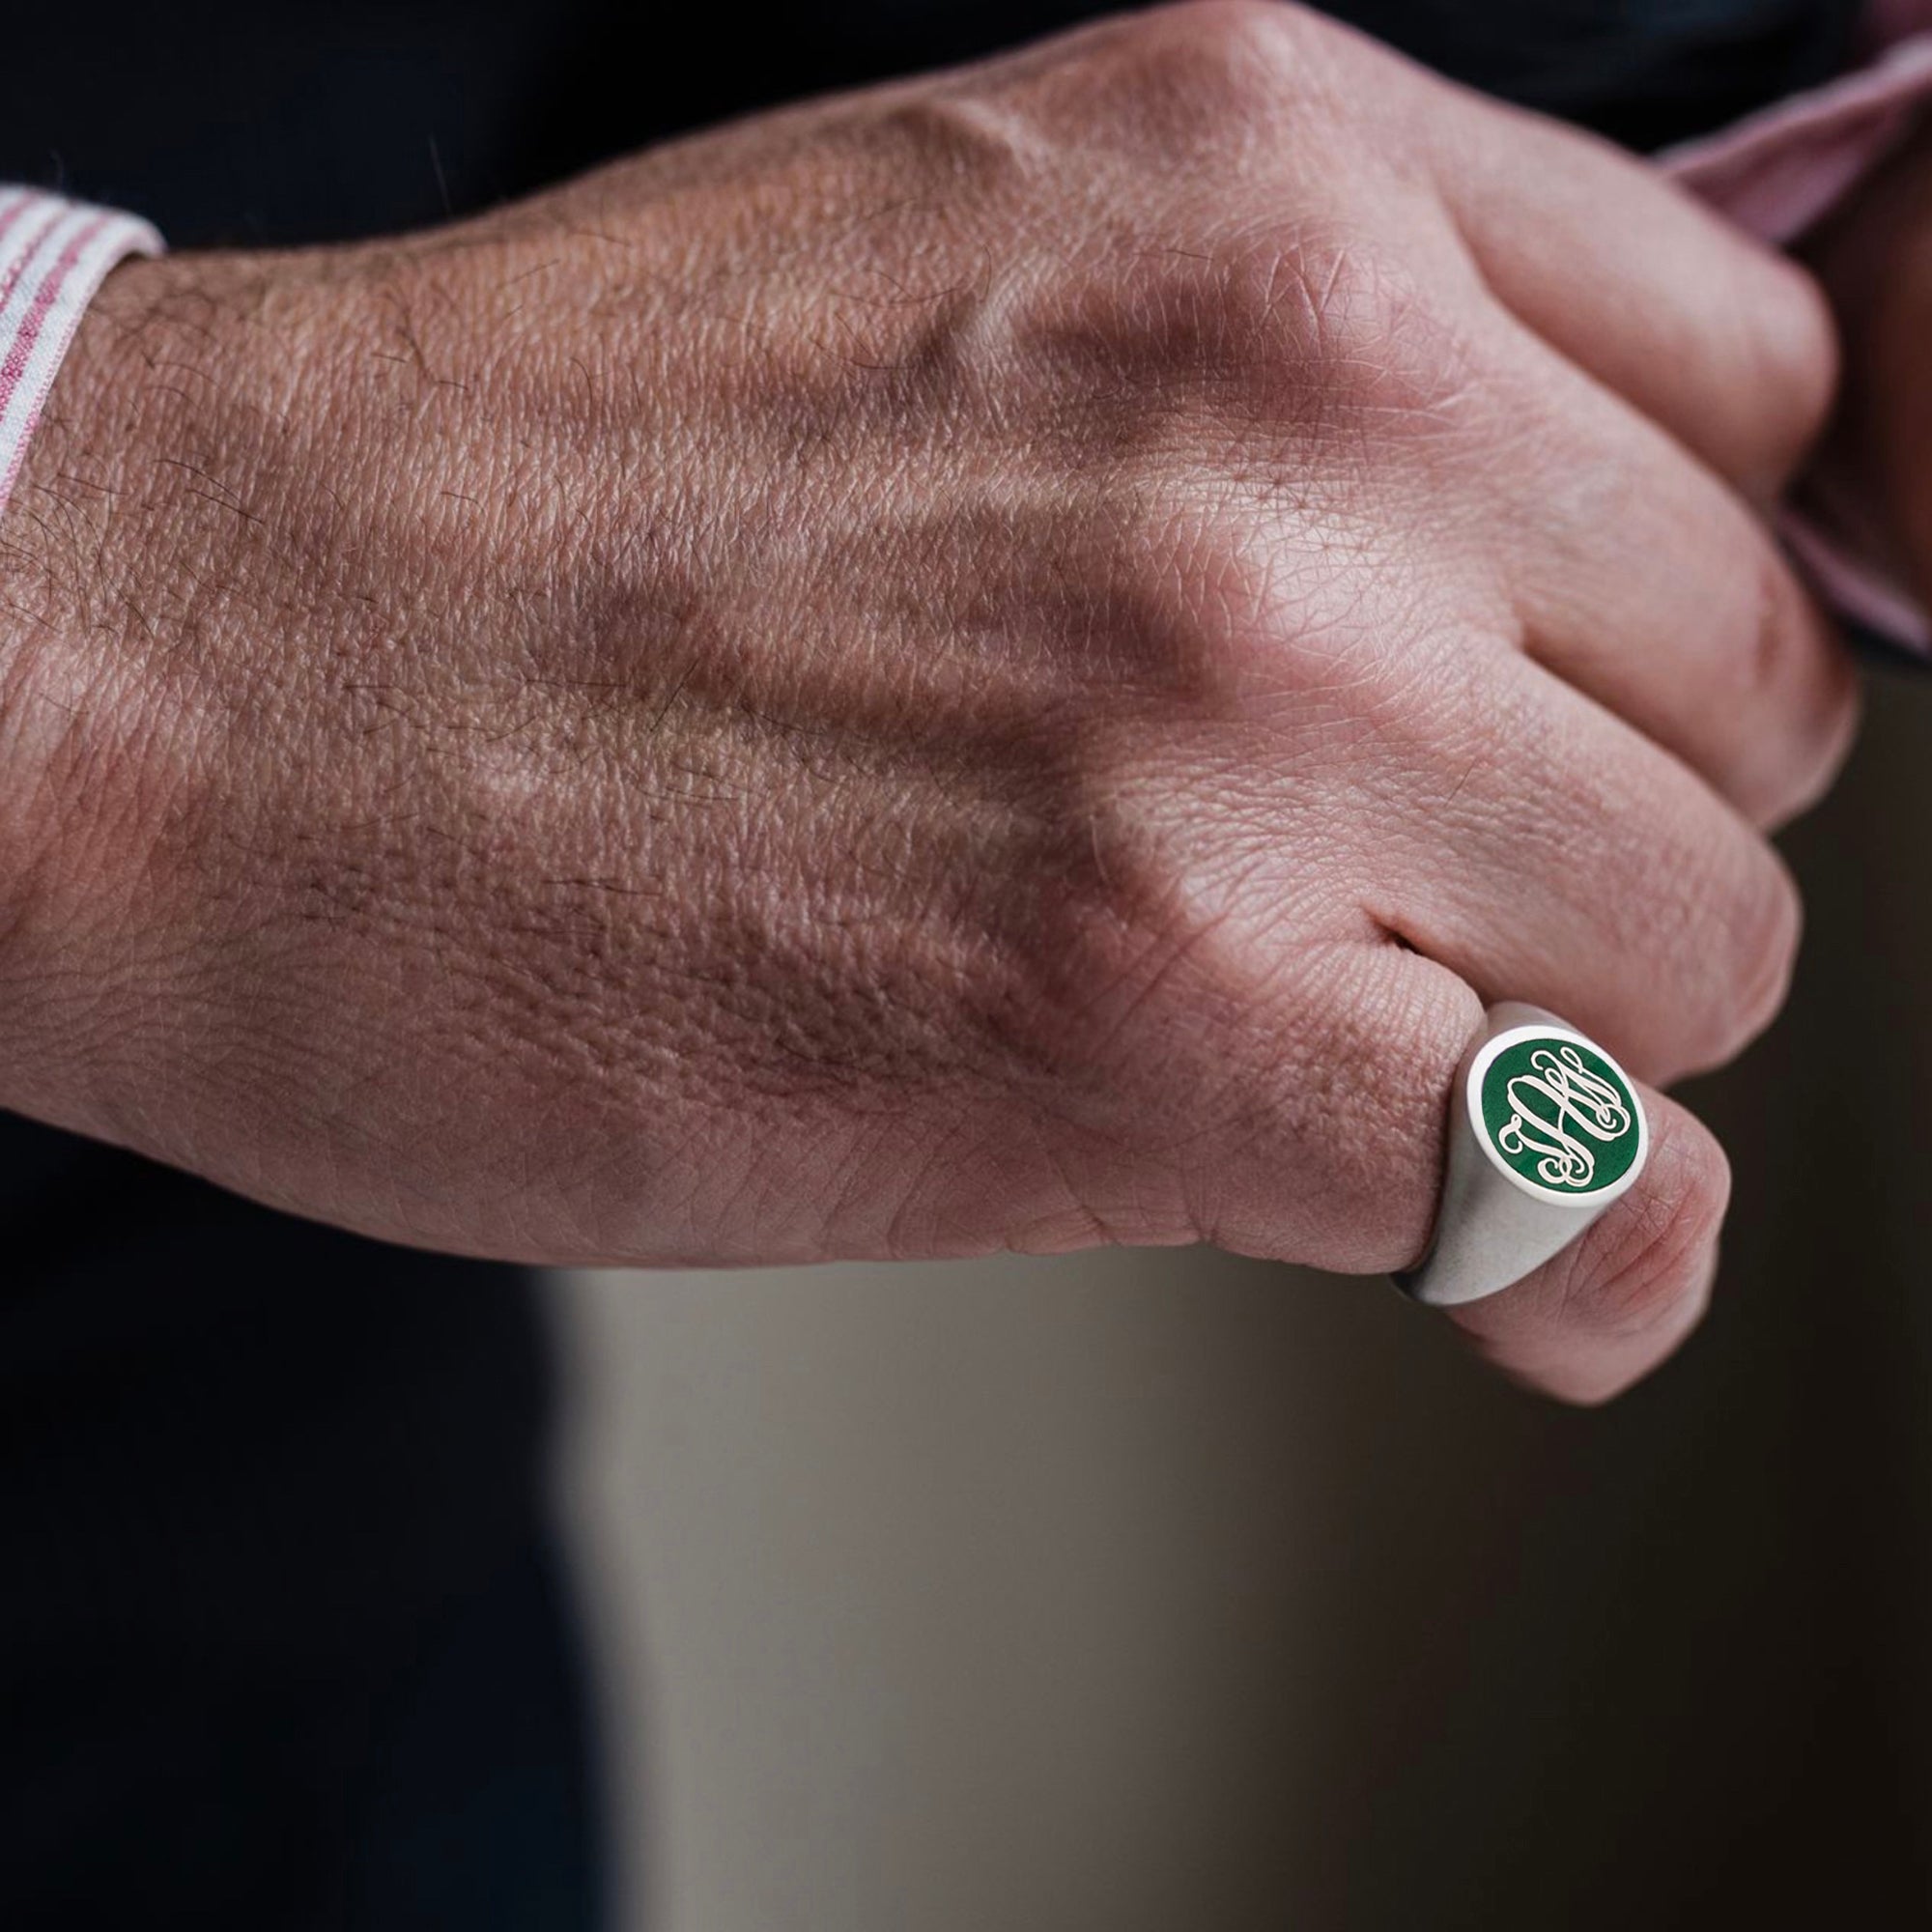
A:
1492,1045,1634,1191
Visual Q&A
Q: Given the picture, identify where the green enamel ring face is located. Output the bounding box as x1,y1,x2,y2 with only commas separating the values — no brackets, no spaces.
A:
1465,1025,1647,1206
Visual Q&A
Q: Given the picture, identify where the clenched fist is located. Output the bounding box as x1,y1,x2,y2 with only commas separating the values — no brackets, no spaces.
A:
0,3,1851,1399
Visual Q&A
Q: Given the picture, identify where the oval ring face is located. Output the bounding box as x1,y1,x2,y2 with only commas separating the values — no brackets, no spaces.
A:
1471,1029,1646,1203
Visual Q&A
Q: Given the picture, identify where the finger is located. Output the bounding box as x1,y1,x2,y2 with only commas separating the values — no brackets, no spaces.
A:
1172,934,1727,1403
1163,937,1483,1278
1443,1085,1728,1405
1366,648,1803,1091
1480,322,1860,829
1426,95,1837,499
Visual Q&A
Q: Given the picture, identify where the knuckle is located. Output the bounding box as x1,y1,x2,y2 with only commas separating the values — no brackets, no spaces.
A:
1751,605,1861,828
1170,0,1293,56
1264,235,1481,427
1751,550,1814,694
868,90,1047,194
1560,1113,1729,1341
1120,1,1301,128
1733,533,1815,699
1604,778,1800,1075
1691,246,1838,485
1714,544,1857,826
1659,831,1801,1074
1276,953,1478,1269
982,800,1476,1274
1778,649,1861,825
1058,223,1476,452
1073,2,1364,174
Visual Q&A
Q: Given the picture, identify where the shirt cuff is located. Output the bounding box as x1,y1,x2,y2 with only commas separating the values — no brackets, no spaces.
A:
1662,22,1932,655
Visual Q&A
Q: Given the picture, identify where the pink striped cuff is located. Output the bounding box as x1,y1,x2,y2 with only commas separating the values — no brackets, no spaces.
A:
1665,22,1932,655
0,187,163,526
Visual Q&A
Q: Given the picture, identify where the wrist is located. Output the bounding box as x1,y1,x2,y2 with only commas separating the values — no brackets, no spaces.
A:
0,247,318,1119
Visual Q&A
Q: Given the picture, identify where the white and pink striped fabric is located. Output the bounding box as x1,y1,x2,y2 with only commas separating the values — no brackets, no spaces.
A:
1660,7,1932,653
0,188,161,523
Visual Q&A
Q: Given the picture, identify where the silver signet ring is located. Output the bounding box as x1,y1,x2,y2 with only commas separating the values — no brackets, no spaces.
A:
1397,1003,1649,1310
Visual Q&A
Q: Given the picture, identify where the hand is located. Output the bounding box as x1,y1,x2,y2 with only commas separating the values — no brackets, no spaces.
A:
0,3,1849,1400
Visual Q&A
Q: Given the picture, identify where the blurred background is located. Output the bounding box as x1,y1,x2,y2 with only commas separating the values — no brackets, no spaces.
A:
553,676,1932,1930
6,4,1921,1927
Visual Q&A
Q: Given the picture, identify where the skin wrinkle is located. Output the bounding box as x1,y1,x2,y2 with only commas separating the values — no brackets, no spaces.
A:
0,1,1862,1392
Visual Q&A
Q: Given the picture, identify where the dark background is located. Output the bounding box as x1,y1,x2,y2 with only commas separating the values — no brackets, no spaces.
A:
3,1,1923,1926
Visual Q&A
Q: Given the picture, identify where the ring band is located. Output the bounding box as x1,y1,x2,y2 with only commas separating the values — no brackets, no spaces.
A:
1396,1003,1649,1309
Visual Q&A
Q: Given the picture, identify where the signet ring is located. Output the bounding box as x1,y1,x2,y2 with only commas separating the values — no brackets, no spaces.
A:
1396,1003,1649,1309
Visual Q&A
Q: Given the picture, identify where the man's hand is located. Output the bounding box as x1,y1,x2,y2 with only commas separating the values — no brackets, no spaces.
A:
0,3,1849,1400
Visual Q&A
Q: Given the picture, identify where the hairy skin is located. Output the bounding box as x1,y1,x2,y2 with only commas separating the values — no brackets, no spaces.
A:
0,4,1854,1400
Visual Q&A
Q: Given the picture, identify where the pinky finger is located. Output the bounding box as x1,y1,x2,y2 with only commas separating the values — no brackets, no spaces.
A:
1441,1088,1729,1405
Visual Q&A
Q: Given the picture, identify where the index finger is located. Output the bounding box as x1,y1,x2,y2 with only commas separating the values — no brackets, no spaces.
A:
1427,88,1838,502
